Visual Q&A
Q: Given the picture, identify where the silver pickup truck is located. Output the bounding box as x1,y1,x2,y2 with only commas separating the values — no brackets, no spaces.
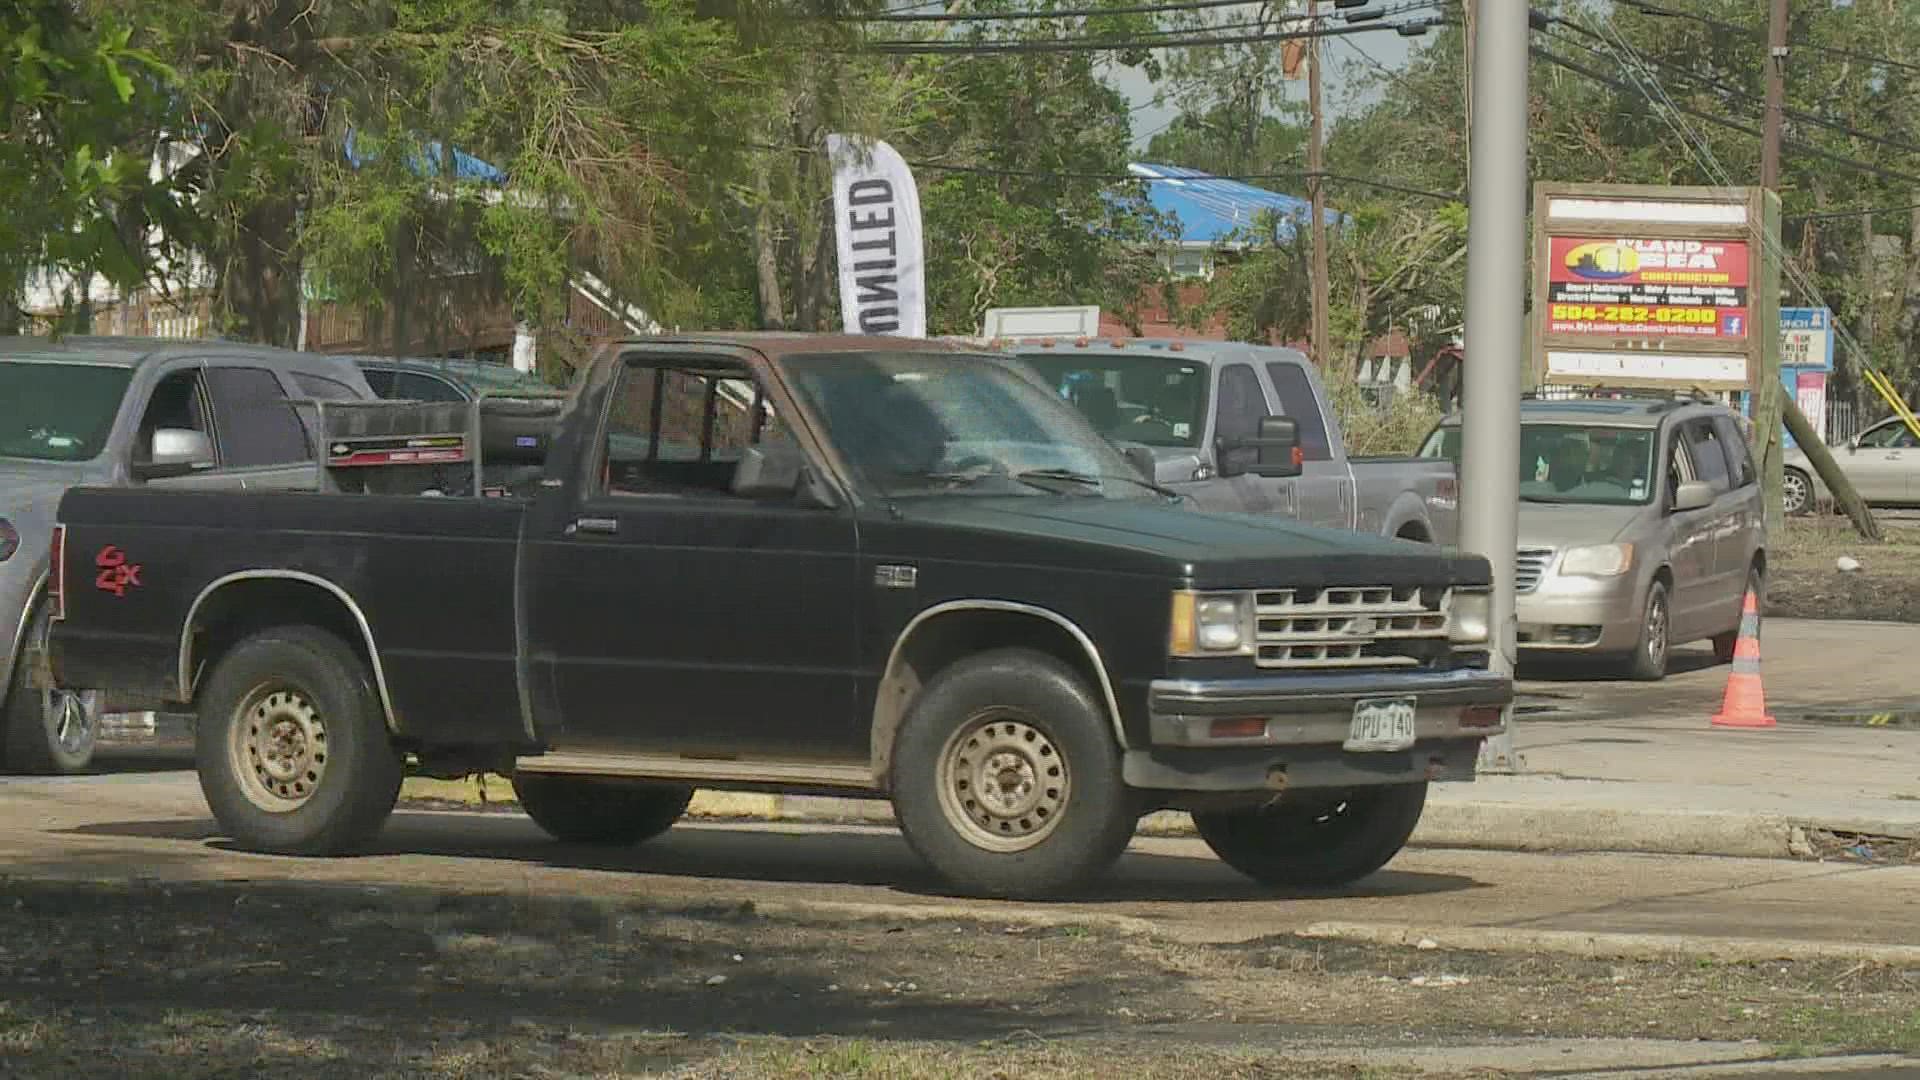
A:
1010,339,1458,544
1,336,378,774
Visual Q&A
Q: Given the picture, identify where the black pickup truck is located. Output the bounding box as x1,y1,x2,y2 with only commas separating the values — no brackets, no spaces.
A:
49,334,1509,898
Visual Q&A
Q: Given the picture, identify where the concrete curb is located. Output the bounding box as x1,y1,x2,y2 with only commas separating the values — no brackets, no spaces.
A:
1295,921,1920,966
397,779,1917,861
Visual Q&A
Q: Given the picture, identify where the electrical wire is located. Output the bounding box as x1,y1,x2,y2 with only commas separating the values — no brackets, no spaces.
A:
1786,201,1920,223
1602,0,1920,77
854,0,1298,23
860,14,1445,53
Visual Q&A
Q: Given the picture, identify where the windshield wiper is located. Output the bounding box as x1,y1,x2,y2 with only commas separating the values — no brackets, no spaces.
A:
1017,468,1182,500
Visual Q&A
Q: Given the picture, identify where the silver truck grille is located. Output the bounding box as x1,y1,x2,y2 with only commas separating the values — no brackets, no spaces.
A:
1515,549,1554,594
1252,586,1450,669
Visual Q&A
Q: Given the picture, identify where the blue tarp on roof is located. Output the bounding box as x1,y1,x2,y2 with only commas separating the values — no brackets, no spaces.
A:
343,129,508,185
1128,162,1341,245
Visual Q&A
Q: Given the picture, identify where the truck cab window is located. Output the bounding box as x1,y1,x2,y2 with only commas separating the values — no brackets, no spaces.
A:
1264,363,1333,462
134,369,212,465
602,362,789,497
1214,364,1270,446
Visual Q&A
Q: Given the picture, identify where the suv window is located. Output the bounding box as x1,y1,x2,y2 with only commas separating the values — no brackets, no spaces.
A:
1214,364,1269,445
205,367,310,467
601,360,792,498
1264,362,1332,461
1712,415,1756,487
1681,418,1732,495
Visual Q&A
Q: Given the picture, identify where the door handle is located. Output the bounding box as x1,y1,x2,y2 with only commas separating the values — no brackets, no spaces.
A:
566,516,619,537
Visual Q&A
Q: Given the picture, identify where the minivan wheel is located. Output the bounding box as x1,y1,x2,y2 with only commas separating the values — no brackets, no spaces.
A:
1713,567,1764,665
1782,469,1813,517
1627,579,1671,681
890,648,1135,900
196,626,402,855
2,603,99,775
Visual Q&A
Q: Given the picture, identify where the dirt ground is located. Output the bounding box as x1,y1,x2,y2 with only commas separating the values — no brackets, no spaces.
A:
0,878,1913,1078
1769,518,1920,623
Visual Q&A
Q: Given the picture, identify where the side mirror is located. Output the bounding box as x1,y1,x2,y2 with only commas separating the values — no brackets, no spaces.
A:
137,428,215,479
1119,444,1158,482
732,443,806,500
1846,438,1860,454
1219,416,1304,479
1671,479,1714,512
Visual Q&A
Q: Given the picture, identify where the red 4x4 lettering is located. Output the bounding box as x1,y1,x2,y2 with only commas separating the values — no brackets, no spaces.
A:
95,546,144,598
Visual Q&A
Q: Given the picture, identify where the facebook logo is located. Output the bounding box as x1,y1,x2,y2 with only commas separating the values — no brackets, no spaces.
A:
1722,314,1744,336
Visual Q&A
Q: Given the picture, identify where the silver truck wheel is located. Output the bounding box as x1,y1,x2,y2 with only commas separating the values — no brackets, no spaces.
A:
197,626,401,855
1193,783,1428,888
3,604,99,775
891,648,1134,899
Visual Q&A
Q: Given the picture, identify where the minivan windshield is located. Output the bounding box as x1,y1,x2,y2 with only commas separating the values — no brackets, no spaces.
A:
0,360,133,462
1421,422,1657,506
1018,353,1210,449
780,352,1165,500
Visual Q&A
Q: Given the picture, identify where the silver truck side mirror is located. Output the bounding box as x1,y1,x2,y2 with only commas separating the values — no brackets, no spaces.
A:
147,429,215,471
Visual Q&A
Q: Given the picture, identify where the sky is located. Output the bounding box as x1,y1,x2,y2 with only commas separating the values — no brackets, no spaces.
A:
1116,18,1421,154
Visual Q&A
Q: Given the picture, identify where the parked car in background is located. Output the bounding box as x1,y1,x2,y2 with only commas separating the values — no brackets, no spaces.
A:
1782,416,1920,516
351,356,562,402
1005,336,1458,544
1420,391,1766,680
0,337,378,774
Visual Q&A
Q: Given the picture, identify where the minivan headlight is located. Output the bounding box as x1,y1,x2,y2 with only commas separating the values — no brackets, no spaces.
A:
1449,589,1491,644
1170,591,1250,656
1561,543,1635,577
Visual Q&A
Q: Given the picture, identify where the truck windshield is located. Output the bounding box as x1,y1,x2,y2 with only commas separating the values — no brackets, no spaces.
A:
781,352,1163,500
1017,353,1210,449
0,360,134,462
1422,422,1657,506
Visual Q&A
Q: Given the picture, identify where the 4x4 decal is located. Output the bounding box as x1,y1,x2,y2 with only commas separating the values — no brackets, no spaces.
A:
95,546,143,598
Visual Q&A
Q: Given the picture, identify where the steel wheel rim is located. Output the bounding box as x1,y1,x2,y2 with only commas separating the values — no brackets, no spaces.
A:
229,684,330,813
41,687,98,757
936,711,1070,853
1782,472,1809,513
1646,591,1669,670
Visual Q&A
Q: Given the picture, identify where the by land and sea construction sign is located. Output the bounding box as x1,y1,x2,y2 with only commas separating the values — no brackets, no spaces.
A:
1531,183,1779,394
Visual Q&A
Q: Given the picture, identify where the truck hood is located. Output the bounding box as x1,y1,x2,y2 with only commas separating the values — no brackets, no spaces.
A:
886,496,1491,590
1516,501,1643,549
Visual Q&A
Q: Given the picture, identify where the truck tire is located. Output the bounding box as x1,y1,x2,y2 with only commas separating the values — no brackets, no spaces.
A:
1192,782,1428,888
3,602,100,775
196,626,402,856
510,774,693,845
889,648,1135,899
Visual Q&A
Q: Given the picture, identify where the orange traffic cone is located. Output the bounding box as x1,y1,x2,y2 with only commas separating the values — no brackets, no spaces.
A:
1711,588,1775,729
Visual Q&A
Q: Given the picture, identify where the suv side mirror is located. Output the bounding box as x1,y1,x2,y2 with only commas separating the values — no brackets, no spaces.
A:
1219,416,1304,479
1671,479,1714,512
136,428,215,479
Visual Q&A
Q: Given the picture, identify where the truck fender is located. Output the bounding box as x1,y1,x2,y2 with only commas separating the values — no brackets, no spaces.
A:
869,600,1127,789
179,571,399,734
1383,490,1435,542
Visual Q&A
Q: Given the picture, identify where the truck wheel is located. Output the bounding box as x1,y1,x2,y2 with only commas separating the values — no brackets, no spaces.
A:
510,774,693,845
3,603,100,775
1192,783,1428,888
890,648,1135,899
1625,579,1671,682
196,626,402,855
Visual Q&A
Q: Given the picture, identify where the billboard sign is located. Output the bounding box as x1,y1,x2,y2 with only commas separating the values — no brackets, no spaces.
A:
1780,307,1834,371
1546,237,1750,340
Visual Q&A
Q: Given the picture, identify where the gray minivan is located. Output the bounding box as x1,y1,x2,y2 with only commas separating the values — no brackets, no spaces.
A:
1420,392,1766,680
1,337,377,773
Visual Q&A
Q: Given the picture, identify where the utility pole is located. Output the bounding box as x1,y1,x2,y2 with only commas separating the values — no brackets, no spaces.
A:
1463,1,1526,775
1307,0,1331,368
1756,0,1789,533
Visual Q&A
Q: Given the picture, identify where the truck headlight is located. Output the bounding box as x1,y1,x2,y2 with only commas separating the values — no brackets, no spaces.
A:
1449,589,1491,645
1170,591,1250,656
1561,543,1634,577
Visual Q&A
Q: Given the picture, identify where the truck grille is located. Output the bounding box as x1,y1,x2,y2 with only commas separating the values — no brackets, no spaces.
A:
1515,549,1555,594
1252,586,1450,670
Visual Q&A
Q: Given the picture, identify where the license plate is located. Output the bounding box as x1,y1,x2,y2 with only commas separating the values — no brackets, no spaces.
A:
1345,696,1418,752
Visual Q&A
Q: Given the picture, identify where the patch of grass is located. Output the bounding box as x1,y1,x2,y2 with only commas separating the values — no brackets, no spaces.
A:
1769,519,1920,622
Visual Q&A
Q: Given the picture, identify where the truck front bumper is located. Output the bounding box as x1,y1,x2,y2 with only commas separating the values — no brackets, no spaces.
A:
1125,667,1512,792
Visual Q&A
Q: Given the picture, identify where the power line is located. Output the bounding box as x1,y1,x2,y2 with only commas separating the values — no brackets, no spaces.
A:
854,0,1298,23
1602,0,1920,77
1786,200,1920,223
860,14,1445,54
1529,44,1920,186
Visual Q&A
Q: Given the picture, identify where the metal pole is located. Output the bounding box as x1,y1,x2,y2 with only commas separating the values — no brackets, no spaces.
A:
1307,0,1331,369
1464,0,1527,774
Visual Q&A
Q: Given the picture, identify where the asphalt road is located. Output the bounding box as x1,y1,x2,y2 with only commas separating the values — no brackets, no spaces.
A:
4,769,1915,953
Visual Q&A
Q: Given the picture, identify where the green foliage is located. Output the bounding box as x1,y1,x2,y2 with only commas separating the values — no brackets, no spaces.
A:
1323,376,1445,457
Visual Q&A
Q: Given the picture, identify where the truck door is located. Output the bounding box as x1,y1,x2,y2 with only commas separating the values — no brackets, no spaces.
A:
1264,360,1351,528
1197,363,1287,515
522,347,864,758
